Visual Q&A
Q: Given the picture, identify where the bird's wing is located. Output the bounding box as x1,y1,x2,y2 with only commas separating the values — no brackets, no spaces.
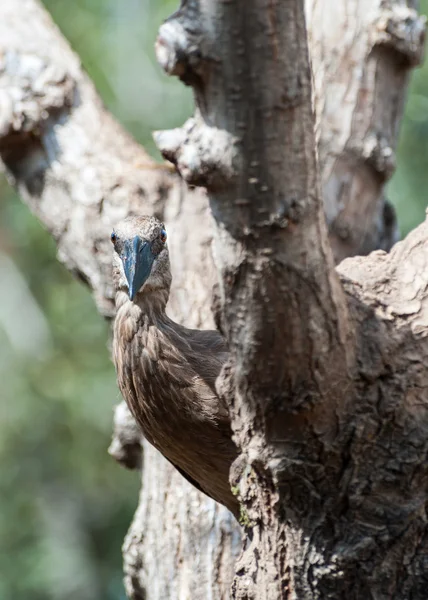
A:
127,320,238,515
156,321,231,423
166,457,208,496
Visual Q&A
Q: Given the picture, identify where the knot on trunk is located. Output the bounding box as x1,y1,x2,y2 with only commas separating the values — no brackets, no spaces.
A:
361,131,396,180
155,0,215,87
109,401,143,471
373,6,426,66
156,20,207,87
0,50,75,149
154,117,240,191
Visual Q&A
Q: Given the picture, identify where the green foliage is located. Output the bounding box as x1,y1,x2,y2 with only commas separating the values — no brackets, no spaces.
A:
0,0,427,598
388,0,428,235
0,192,139,600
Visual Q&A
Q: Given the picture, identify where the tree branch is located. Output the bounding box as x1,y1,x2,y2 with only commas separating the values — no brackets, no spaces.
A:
0,0,167,315
155,0,353,467
307,0,425,260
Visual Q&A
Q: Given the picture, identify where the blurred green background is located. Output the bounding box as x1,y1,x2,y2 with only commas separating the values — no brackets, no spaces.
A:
0,1,427,599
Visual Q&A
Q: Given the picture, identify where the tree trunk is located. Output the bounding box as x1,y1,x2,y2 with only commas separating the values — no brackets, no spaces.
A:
155,0,428,598
0,0,426,598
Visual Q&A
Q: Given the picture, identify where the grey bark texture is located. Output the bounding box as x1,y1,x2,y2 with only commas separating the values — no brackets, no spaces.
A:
0,0,426,598
306,0,425,260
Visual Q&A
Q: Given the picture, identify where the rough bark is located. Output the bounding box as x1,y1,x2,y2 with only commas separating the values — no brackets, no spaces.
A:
307,0,425,260
156,0,425,264
155,0,428,598
1,0,426,598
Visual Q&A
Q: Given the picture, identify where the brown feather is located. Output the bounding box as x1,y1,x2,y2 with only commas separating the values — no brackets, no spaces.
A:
112,216,239,517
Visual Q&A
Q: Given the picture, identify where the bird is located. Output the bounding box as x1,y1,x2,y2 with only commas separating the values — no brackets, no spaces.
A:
111,215,239,518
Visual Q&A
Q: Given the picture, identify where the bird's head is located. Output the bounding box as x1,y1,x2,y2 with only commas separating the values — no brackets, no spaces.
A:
111,215,171,303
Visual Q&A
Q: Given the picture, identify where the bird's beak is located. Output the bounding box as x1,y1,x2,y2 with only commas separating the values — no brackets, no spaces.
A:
122,236,155,301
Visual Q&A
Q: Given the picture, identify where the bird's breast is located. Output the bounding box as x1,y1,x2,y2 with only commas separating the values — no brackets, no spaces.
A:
113,303,182,439
112,301,239,515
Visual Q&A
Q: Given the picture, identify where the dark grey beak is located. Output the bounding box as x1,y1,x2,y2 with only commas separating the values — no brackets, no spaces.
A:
122,236,155,301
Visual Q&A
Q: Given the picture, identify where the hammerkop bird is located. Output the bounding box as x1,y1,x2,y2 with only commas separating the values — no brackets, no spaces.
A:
112,215,239,517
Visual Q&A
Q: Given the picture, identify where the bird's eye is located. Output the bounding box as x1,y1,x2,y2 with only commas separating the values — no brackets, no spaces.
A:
160,229,167,243
111,232,117,243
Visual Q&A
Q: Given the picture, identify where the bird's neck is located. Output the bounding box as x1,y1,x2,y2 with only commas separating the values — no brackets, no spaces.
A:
116,287,169,323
